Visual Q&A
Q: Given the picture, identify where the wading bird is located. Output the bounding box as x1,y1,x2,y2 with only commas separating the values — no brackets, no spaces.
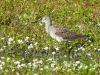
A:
40,16,87,60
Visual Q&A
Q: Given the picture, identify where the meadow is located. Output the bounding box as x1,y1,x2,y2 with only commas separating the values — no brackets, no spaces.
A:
0,0,100,75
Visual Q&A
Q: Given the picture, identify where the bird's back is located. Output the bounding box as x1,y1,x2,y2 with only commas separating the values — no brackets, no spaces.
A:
49,25,87,41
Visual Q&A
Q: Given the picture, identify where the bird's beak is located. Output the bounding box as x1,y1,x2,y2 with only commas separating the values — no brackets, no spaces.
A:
31,21,38,23
31,19,41,23
31,18,42,25
38,19,43,26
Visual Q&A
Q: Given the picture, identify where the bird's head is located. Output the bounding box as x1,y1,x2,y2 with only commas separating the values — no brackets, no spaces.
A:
40,16,52,24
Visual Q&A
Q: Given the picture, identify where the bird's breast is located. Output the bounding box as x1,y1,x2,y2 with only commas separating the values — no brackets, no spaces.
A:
49,31,68,42
45,27,50,33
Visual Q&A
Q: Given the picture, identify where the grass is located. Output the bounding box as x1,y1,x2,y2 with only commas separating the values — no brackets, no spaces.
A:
0,0,100,75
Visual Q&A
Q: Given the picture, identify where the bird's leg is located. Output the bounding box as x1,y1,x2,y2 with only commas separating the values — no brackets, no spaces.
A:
68,45,73,61
65,42,73,61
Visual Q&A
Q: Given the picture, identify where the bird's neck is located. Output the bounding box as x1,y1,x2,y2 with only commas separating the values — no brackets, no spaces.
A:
45,20,52,27
45,22,52,33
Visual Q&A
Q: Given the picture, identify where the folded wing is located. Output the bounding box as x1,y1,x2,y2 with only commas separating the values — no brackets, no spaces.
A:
54,27,87,40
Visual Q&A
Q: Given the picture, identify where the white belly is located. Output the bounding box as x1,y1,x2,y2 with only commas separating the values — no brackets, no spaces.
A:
49,32,67,42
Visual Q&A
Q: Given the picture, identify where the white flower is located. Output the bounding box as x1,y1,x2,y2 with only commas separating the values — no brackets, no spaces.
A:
44,65,49,69
78,64,83,69
98,49,100,52
86,53,91,56
37,60,43,64
73,61,80,66
51,63,55,68
34,0,37,3
75,61,80,64
47,58,53,61
52,60,56,64
23,13,27,18
44,47,49,50
83,65,88,69
25,37,29,42
16,72,19,75
33,63,38,68
33,59,38,62
0,48,4,52
40,68,43,70
52,52,56,55
17,64,21,69
14,61,20,65
33,74,38,75
89,68,95,71
1,37,5,40
8,37,14,41
78,64,88,69
0,65,3,70
97,22,100,26
75,25,83,30
88,40,91,42
89,21,93,25
54,46,59,51
7,58,10,61
24,22,27,25
34,42,38,46
12,69,15,72
21,64,26,67
94,48,96,50
32,38,34,40
53,66,59,71
94,63,99,68
67,69,71,72
63,61,68,65
64,55,66,58
75,50,78,52
27,62,32,67
18,40,24,44
3,46,6,48
1,57,5,59
80,47,85,51
28,44,33,49
8,37,14,44
78,47,84,50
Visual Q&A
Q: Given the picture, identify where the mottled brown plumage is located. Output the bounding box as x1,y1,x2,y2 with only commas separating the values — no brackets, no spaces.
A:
55,27,87,40
40,16,88,60
40,16,87,42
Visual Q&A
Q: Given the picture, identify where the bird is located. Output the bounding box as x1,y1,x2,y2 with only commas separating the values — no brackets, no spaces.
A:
40,16,87,60
40,16,87,42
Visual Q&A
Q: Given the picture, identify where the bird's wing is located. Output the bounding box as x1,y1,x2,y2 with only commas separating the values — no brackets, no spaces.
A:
54,27,87,40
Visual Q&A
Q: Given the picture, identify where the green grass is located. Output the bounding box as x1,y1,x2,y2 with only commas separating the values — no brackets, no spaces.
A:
0,0,100,75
